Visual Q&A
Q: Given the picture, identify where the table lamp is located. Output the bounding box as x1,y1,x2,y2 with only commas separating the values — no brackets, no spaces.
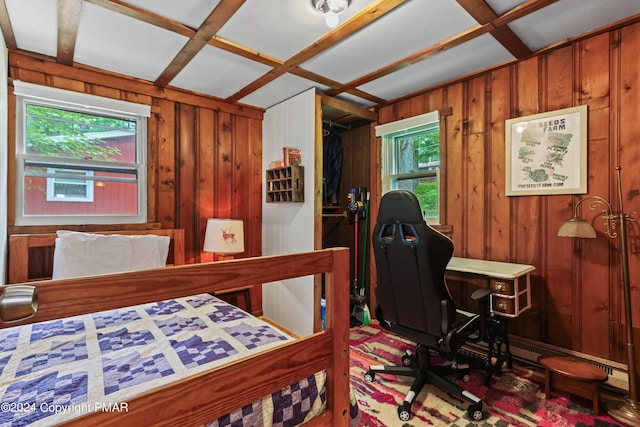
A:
203,218,245,260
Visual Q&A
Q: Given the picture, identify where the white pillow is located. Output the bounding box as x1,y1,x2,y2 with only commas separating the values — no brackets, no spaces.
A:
52,231,170,280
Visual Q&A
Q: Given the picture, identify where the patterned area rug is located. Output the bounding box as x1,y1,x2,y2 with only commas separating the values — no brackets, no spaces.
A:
350,324,625,427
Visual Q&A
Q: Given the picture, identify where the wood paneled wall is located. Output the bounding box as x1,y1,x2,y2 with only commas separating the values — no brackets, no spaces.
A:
373,22,640,370
6,52,264,310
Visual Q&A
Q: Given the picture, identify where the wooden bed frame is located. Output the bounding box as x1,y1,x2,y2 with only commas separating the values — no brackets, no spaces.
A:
7,229,185,284
1,247,351,426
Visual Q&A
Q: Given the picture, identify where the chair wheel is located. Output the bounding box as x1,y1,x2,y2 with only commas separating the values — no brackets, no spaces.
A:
401,354,412,366
456,368,471,382
468,404,483,421
364,371,375,382
397,404,411,421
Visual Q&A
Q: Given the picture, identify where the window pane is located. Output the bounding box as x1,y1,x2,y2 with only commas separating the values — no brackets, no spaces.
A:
392,175,438,219
54,182,86,197
25,104,137,163
382,115,441,224
16,83,147,225
47,168,93,202
24,165,138,216
393,129,439,174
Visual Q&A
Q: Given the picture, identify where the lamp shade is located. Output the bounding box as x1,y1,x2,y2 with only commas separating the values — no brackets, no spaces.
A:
203,219,245,254
557,217,597,238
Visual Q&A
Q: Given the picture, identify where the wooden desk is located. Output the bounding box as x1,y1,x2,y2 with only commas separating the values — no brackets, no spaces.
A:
446,257,536,377
446,257,535,318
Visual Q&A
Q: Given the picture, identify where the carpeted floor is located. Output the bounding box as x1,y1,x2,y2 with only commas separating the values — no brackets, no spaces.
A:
350,323,626,426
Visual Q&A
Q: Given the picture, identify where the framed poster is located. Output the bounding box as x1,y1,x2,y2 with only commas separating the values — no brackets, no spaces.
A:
505,105,587,196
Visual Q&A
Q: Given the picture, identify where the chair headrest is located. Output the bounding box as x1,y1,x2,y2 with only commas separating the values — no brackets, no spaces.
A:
377,190,424,224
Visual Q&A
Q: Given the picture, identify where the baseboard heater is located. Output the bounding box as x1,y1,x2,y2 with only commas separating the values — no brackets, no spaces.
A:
464,335,629,392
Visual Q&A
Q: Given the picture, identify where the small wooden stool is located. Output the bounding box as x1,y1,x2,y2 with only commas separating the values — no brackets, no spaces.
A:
214,286,253,313
538,355,608,415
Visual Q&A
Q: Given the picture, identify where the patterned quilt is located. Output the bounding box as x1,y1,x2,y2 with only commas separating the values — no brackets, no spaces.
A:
0,293,323,426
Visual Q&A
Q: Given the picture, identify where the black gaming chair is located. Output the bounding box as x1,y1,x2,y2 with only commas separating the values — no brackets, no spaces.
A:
364,190,491,421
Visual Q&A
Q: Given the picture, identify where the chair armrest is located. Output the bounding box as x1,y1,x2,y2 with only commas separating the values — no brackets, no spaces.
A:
471,288,492,301
470,288,493,342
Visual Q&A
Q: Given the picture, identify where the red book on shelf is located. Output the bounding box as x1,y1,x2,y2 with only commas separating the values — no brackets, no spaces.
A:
283,146,302,166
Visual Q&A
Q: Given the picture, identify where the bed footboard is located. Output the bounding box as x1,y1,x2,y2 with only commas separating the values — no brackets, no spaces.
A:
0,248,350,427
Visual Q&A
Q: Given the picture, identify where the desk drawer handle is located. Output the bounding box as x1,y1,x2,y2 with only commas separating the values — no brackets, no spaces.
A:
494,282,506,292
495,300,508,310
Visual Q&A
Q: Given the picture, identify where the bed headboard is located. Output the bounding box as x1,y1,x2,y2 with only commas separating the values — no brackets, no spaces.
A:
7,229,185,284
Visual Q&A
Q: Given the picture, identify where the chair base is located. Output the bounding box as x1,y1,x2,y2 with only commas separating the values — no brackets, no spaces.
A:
364,344,484,421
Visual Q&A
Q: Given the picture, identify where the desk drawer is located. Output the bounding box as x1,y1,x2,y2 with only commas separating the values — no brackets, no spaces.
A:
491,279,514,296
491,291,529,316
492,296,515,315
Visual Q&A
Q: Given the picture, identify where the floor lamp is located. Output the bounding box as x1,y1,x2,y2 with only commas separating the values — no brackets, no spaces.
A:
557,166,639,426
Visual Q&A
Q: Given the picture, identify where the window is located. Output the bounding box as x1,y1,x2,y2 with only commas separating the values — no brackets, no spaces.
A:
46,168,94,202
14,81,150,225
376,111,441,224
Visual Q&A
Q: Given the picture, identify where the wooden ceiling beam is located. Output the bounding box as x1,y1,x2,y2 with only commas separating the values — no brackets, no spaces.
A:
85,0,388,106
325,24,492,97
21,0,563,112
87,0,195,37
155,0,246,87
0,0,17,49
225,0,407,104
292,68,386,105
9,51,264,119
326,0,558,98
209,36,283,68
494,0,560,26
456,0,497,23
57,0,82,65
456,0,531,59
320,94,376,121
89,0,282,69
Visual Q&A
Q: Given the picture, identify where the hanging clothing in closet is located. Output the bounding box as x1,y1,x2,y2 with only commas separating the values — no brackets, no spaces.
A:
323,126,343,205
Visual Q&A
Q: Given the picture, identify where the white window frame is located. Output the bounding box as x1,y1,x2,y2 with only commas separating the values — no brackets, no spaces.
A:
14,81,150,225
46,168,94,202
376,111,442,224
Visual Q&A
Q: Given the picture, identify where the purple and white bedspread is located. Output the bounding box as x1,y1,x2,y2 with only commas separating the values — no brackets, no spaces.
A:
0,293,325,426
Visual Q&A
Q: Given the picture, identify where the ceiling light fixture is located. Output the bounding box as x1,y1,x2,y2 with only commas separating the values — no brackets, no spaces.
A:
314,0,350,29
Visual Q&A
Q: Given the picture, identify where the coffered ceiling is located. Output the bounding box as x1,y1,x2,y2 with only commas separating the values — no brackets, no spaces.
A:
2,0,639,122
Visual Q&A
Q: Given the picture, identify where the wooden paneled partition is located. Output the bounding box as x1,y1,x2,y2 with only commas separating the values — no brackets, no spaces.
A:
6,52,264,310
373,21,640,376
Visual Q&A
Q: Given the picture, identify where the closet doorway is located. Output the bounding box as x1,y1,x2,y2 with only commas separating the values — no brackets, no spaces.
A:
315,93,376,301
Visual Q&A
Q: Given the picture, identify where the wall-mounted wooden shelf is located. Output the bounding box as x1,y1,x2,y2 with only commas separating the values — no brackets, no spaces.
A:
266,166,304,203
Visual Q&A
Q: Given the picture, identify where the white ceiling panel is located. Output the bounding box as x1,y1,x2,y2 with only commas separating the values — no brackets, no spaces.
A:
359,34,514,100
239,73,329,110
171,44,272,99
508,0,640,51
333,92,376,109
484,0,527,16
217,0,377,61
5,0,57,57
301,0,479,84
74,3,188,82
119,0,221,29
